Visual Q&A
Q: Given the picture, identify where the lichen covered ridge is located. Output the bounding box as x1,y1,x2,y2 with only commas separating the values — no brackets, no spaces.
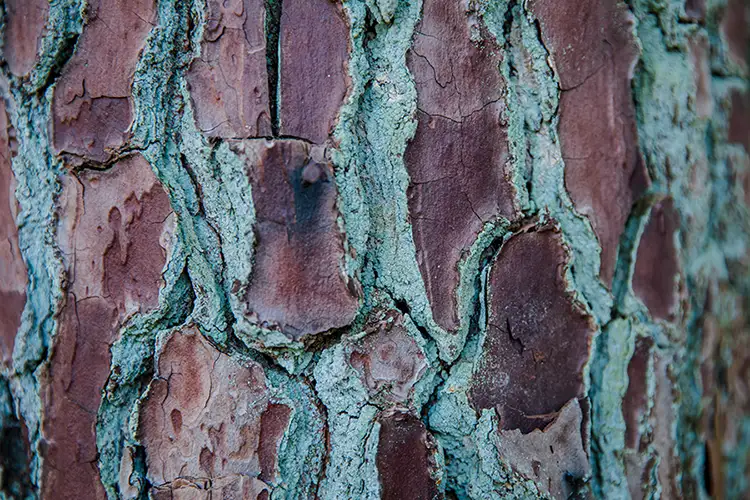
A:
0,0,748,499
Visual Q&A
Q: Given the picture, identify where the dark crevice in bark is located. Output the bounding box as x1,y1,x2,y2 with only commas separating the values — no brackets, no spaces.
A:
265,0,282,136
419,221,507,422
34,29,80,94
501,1,519,77
301,371,330,499
131,444,152,500
610,195,655,314
0,381,36,500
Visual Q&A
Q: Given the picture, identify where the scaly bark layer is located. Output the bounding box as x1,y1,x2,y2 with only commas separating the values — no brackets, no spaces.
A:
0,0,748,499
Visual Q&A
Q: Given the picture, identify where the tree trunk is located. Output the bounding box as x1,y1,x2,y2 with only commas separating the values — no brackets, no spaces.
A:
0,0,748,498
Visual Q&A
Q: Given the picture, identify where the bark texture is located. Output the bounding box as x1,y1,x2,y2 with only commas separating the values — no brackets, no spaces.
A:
0,0,749,499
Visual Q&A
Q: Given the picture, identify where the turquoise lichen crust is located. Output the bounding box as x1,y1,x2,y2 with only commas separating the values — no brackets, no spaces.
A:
0,0,81,490
333,0,522,364
96,248,194,499
0,0,746,496
3,87,68,488
430,219,594,499
333,0,454,357
22,0,84,94
589,318,637,499
313,307,440,498
478,0,612,326
129,0,236,348
428,337,545,499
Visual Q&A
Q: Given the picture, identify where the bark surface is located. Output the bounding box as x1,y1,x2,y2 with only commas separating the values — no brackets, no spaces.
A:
0,0,749,499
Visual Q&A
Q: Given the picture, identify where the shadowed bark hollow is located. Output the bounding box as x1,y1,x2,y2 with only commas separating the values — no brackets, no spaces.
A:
0,0,748,499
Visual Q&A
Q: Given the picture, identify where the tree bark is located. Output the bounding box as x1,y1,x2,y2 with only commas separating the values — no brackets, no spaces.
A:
0,0,749,499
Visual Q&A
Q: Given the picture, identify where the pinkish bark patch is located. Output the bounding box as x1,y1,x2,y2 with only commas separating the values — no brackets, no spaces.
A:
470,226,595,433
530,0,650,286
0,100,27,369
685,0,705,21
405,0,515,332
138,326,288,495
186,0,271,138
233,139,359,341
2,0,48,76
651,352,681,499
722,0,750,69
632,198,680,321
624,336,654,450
729,90,750,155
52,0,157,163
689,35,713,118
278,0,350,143
41,154,171,500
349,311,427,403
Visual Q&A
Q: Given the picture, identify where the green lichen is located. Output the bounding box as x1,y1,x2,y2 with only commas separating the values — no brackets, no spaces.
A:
589,318,637,499
479,0,612,325
24,0,84,94
0,0,748,497
4,88,67,490
334,0,452,358
0,0,83,492
313,308,441,498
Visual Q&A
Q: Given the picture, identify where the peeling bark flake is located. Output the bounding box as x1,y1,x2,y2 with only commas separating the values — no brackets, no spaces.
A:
40,155,171,500
51,0,157,163
530,0,650,286
496,398,590,499
186,0,271,139
470,227,594,433
405,0,515,332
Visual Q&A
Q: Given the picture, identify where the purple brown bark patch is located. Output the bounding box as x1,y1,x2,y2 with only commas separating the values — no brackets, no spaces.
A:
632,198,680,321
138,326,288,496
469,226,595,433
530,0,650,286
376,411,440,500
41,155,171,500
684,0,706,21
349,311,427,403
623,336,654,450
278,0,350,143
729,90,750,154
2,0,49,77
186,0,271,139
496,398,590,499
722,0,750,69
0,100,27,369
405,0,514,332
689,35,713,118
234,139,359,340
51,0,157,163
258,404,292,483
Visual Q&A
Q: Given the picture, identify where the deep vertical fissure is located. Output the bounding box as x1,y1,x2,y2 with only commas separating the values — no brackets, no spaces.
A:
265,0,282,135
